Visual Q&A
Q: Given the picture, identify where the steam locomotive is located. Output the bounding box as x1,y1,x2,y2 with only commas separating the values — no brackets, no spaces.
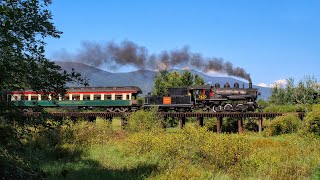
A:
144,82,259,112
4,82,260,112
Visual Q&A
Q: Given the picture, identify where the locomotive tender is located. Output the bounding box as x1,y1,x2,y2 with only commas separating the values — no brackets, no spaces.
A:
5,82,260,112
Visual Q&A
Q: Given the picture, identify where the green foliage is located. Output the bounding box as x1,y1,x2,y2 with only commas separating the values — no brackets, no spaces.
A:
269,76,320,105
257,99,269,110
0,1,87,177
72,118,116,145
0,0,87,120
152,70,205,96
303,105,320,136
222,117,238,133
126,108,163,133
245,118,259,132
121,125,253,178
264,114,302,136
3,117,320,179
264,104,310,113
119,126,320,179
0,0,87,94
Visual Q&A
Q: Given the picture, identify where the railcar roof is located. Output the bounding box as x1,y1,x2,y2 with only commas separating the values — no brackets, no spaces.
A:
67,86,142,93
6,86,143,94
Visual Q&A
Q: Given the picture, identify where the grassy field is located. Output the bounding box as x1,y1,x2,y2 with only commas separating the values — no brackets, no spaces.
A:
2,106,320,179
22,116,319,180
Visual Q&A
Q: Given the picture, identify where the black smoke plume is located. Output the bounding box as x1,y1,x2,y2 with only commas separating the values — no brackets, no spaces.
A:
54,40,251,82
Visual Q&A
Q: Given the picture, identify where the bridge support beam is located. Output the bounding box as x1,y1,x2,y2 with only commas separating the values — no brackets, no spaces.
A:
197,117,204,127
258,116,263,133
238,117,244,133
217,117,223,133
179,117,186,129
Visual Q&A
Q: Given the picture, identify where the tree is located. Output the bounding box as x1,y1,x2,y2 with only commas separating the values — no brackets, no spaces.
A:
0,1,87,178
194,74,205,86
152,70,205,96
285,78,295,104
0,0,87,110
269,76,320,105
152,70,169,96
181,71,193,86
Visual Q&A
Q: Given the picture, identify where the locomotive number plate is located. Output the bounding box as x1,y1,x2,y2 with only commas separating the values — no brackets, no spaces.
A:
198,94,207,100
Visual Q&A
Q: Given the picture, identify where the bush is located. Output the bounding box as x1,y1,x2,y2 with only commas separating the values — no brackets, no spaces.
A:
245,118,259,132
72,118,115,145
265,114,302,136
122,125,253,175
126,108,163,133
303,104,320,136
263,104,310,113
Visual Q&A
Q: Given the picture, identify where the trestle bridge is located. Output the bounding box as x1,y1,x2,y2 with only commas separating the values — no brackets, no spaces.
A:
23,112,305,133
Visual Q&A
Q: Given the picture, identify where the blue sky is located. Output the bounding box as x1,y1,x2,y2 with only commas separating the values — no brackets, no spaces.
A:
45,0,320,87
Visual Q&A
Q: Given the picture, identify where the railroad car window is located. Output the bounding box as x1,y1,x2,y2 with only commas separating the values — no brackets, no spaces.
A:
41,95,49,100
21,95,28,100
115,95,122,100
51,95,59,100
83,95,90,100
31,95,38,100
94,95,101,100
73,95,80,100
104,95,112,100
127,94,130,100
63,95,68,100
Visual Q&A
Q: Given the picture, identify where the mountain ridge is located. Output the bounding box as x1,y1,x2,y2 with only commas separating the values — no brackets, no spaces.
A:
54,61,271,99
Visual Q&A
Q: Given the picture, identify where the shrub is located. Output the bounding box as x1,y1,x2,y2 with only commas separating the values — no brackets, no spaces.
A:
72,118,115,145
245,118,259,132
121,125,253,174
303,104,320,136
263,104,310,113
126,108,163,133
265,113,302,136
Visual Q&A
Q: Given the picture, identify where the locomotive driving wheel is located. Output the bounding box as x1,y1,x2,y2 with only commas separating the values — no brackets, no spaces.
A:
235,104,247,112
224,104,233,111
212,105,222,112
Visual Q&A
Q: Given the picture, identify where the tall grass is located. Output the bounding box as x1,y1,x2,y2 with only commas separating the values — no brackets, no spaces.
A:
2,108,320,179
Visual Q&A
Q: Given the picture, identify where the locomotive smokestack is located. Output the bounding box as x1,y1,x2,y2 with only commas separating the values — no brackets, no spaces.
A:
249,80,252,89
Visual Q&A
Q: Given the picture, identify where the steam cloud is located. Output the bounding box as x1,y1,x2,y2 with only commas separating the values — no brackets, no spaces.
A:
55,40,251,82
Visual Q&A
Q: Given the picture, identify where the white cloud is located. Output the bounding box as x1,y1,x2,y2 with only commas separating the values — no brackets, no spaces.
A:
271,79,287,88
256,83,268,87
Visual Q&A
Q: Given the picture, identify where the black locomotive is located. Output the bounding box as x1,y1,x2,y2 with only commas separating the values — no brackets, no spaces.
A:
144,82,259,112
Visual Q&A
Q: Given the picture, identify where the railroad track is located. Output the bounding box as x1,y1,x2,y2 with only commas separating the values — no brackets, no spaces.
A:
22,111,305,119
